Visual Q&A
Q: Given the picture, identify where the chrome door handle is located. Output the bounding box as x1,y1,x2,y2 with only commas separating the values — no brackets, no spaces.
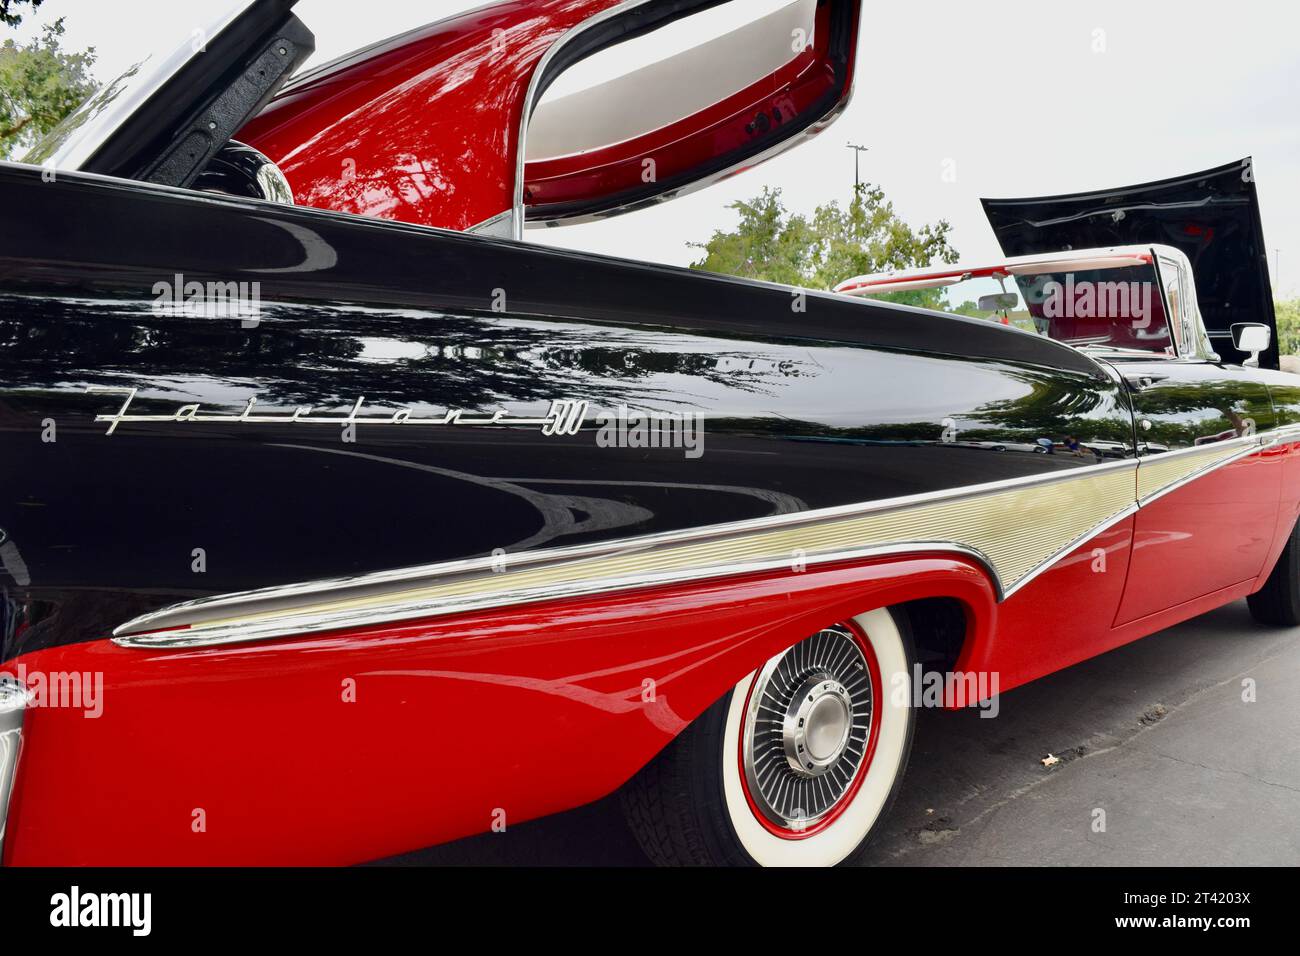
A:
1123,374,1168,392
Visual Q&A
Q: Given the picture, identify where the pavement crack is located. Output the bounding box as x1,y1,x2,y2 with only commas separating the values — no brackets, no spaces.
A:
1140,748,1300,794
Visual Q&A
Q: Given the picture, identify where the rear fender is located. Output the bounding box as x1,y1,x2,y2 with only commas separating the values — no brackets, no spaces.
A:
3,550,993,865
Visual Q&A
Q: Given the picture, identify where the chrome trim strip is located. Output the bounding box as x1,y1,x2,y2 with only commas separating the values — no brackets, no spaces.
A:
466,208,515,238
0,676,28,862
1008,429,1281,597
114,542,1003,650
112,425,1299,651
1142,428,1260,463
1260,424,1300,448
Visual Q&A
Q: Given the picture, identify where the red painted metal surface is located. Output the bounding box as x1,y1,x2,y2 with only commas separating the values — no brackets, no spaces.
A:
240,0,857,231
237,0,623,232
961,443,1298,694
1253,437,1300,587
3,553,995,866
956,520,1137,698
1116,450,1280,624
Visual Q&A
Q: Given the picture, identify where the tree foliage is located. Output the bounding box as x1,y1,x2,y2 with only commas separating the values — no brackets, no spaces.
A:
0,18,96,159
1275,298,1300,356
688,183,958,298
0,0,42,29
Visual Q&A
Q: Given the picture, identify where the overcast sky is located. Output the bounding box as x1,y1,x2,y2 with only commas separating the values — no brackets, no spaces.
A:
14,0,1300,297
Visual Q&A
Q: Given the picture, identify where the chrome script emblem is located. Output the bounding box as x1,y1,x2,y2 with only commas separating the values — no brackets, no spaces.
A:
84,386,587,437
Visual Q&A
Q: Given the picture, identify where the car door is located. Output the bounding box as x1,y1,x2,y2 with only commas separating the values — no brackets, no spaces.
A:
983,164,1284,622
1112,251,1278,622
1115,367,1277,622
1080,248,1279,623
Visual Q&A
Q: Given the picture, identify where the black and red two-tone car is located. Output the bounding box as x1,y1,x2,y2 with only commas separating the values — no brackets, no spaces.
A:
0,0,1292,866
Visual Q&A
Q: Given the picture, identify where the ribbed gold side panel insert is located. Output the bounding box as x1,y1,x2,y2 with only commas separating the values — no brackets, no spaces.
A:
1136,442,1252,502
197,465,1139,633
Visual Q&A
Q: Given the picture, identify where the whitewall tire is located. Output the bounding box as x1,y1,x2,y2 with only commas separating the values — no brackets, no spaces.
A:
622,606,916,866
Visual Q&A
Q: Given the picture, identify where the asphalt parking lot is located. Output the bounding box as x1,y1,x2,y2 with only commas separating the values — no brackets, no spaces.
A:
386,600,1300,866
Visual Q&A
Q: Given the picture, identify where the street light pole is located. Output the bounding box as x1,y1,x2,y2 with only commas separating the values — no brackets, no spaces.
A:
846,142,869,192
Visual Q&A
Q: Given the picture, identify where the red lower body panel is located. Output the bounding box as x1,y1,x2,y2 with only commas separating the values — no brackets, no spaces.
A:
958,520,1135,694
1116,451,1280,623
4,555,995,865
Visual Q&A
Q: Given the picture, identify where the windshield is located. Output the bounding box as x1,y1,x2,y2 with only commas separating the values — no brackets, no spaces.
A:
23,2,252,169
863,262,1174,355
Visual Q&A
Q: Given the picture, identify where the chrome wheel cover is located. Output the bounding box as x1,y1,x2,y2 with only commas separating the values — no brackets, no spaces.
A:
741,625,875,831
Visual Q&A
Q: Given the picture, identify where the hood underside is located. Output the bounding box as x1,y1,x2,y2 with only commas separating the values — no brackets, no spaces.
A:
982,159,1277,369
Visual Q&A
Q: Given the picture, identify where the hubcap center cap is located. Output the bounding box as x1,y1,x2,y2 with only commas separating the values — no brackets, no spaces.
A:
805,695,850,760
783,673,852,775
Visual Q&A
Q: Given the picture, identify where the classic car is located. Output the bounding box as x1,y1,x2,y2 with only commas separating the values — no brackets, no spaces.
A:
0,0,1294,868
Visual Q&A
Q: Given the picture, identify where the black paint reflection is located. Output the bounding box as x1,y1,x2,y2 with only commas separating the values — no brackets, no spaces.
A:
0,163,1140,660
1112,360,1274,451
0,289,1137,660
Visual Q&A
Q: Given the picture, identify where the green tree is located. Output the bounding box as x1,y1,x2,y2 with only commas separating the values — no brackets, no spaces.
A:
688,183,958,297
1,0,43,29
1275,298,1300,356
0,18,96,159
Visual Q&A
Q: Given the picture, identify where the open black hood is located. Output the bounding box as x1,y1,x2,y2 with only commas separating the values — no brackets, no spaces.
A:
982,160,1277,369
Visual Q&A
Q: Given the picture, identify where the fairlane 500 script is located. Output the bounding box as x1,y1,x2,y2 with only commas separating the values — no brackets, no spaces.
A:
83,385,589,437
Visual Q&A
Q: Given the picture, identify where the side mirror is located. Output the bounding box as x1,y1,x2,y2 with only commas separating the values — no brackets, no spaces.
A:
1231,322,1271,367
